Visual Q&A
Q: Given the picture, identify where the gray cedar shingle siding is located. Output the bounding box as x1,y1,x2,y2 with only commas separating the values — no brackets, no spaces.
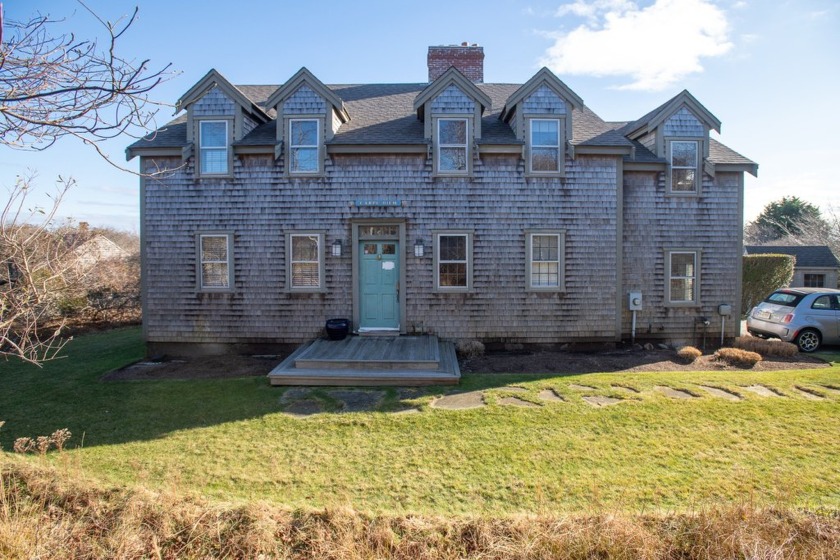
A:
523,85,566,114
663,107,705,137
284,85,327,114
430,85,476,114
132,65,757,352
192,86,235,116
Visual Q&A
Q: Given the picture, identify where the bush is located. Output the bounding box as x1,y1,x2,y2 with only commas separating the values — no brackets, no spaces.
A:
456,340,485,358
741,254,795,316
733,336,798,357
715,347,762,367
676,346,702,363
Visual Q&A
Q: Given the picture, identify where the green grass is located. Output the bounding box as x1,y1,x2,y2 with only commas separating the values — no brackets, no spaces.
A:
2,328,840,516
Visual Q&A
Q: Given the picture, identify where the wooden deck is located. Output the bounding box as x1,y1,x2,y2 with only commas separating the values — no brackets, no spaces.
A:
268,335,460,386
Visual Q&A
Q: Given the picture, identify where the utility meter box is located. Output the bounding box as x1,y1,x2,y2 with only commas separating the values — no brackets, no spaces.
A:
718,304,732,316
628,291,643,311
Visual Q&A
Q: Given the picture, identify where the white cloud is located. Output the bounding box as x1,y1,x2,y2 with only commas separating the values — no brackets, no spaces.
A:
541,0,733,90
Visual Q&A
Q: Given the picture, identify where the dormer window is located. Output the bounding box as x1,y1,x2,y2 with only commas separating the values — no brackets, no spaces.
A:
529,118,561,173
289,119,319,173
670,140,698,193
199,120,228,175
437,118,468,174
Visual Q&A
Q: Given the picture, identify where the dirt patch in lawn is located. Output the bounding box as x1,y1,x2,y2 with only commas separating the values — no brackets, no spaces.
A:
102,354,284,381
459,348,830,375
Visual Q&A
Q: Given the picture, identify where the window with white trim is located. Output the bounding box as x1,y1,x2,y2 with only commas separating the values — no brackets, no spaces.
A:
670,141,698,193
289,119,319,173
437,118,468,173
804,274,825,288
530,119,561,173
199,120,228,174
198,234,232,290
527,232,564,290
288,233,323,289
435,232,472,291
667,250,699,304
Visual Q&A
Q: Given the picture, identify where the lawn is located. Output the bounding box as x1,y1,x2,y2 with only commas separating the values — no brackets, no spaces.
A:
1,327,839,516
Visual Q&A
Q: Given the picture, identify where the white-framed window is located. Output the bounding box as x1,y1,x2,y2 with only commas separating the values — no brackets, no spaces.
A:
666,250,700,305
529,119,561,173
670,140,698,193
526,231,565,291
289,119,319,173
434,232,473,291
197,233,233,290
199,120,228,174
804,274,825,288
437,118,468,174
287,232,324,290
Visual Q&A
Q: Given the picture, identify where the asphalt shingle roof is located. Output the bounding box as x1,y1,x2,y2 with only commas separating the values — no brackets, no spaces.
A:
744,246,840,268
128,79,752,167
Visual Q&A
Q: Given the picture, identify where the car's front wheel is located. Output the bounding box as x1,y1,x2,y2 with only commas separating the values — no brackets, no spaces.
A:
795,328,821,353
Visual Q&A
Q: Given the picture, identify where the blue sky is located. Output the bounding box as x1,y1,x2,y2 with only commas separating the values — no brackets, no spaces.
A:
3,0,838,231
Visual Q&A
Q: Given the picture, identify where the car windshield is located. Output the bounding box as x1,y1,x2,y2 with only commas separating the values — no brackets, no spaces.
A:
763,291,803,307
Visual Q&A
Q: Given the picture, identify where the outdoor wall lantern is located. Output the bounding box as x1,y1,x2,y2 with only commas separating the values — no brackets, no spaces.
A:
414,238,425,258
332,239,343,257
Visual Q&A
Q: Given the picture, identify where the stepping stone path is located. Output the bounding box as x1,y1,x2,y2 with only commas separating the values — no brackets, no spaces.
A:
283,399,324,417
538,389,564,402
582,395,622,407
698,385,741,401
656,386,697,399
742,385,782,397
326,389,385,412
431,390,485,410
792,386,824,401
569,384,597,391
498,396,540,408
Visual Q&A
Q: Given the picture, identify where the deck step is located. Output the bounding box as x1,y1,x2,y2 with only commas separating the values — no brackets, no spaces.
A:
268,336,460,386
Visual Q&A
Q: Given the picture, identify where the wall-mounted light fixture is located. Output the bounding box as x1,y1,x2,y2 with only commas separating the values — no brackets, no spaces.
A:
414,238,425,257
331,239,343,257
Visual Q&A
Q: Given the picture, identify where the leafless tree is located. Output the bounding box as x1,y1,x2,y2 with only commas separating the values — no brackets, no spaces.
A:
0,2,174,169
1,175,78,364
0,3,171,364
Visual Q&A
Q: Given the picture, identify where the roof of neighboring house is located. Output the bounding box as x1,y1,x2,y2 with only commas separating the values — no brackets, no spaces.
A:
128,79,752,168
744,245,840,268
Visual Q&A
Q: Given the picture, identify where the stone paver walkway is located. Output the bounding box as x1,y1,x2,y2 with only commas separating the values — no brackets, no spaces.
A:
277,380,833,417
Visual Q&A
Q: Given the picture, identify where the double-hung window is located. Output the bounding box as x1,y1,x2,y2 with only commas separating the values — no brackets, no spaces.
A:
198,234,232,290
288,233,324,290
667,250,699,304
530,119,561,173
527,232,564,291
670,141,698,193
435,232,472,291
437,118,468,173
289,119,319,173
199,121,228,174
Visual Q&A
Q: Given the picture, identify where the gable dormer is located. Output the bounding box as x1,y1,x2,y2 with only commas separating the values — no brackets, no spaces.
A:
622,90,721,194
176,69,271,177
266,68,349,176
501,68,584,177
413,67,492,175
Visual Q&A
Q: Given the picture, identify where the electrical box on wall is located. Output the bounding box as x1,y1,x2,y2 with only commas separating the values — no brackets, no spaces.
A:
718,304,732,316
628,291,643,311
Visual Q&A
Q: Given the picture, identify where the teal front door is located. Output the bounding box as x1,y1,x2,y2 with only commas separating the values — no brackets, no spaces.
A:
360,241,399,329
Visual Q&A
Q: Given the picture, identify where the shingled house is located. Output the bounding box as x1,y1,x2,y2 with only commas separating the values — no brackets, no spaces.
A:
745,246,840,288
127,44,758,357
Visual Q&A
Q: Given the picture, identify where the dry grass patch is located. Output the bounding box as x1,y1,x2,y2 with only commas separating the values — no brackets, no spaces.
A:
456,340,485,359
2,459,840,560
715,347,763,367
734,336,799,357
676,346,702,363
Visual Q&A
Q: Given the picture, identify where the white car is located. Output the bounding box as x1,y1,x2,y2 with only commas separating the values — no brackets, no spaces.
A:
746,288,840,352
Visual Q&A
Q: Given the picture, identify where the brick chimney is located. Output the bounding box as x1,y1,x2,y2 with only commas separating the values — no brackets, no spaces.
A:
427,42,484,83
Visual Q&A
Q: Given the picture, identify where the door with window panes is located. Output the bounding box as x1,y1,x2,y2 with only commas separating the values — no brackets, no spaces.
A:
359,241,399,329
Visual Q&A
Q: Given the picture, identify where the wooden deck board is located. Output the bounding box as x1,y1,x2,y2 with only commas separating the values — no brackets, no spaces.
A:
269,336,460,386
